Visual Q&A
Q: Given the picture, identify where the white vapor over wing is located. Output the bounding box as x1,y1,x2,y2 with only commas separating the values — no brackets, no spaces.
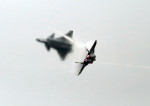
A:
71,41,95,75
48,25,76,45
71,43,87,75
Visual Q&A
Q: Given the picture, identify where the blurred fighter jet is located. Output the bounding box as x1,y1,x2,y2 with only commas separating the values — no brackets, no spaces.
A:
76,40,97,75
36,30,73,60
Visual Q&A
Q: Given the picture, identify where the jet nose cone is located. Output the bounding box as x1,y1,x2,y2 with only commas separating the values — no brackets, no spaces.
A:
36,38,41,42
36,38,44,43
36,38,47,43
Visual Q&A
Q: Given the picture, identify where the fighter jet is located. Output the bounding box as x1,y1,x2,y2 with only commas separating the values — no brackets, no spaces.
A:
76,40,97,75
36,30,73,60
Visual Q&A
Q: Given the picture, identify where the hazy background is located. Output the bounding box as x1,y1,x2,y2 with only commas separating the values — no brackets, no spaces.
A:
0,0,150,106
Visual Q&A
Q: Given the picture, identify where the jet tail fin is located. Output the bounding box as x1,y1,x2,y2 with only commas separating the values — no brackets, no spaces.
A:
66,30,73,38
47,33,55,41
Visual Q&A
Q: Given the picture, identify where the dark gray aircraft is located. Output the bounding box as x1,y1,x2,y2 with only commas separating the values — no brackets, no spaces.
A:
36,30,73,60
76,40,97,75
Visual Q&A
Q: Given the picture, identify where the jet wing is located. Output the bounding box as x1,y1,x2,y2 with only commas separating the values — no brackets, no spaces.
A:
56,48,72,60
78,64,86,76
89,40,97,54
65,30,73,38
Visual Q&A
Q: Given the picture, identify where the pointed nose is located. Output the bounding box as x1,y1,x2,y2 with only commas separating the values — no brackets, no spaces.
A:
36,38,41,42
36,38,45,43
36,38,46,43
36,38,47,43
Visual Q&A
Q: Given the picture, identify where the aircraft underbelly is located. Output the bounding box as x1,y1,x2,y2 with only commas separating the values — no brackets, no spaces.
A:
49,40,72,50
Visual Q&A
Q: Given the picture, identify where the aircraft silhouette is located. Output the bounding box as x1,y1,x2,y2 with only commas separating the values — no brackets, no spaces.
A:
36,30,73,60
76,40,97,75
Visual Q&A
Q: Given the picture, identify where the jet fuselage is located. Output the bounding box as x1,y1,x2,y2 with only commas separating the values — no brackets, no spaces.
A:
36,38,72,50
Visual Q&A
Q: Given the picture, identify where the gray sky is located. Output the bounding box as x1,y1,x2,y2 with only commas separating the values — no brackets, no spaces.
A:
0,0,150,106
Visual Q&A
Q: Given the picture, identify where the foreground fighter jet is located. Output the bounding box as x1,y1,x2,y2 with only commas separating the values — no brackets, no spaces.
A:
76,40,97,75
36,30,73,60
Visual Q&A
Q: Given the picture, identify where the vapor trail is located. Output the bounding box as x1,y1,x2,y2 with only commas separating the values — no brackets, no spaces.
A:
100,61,150,70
